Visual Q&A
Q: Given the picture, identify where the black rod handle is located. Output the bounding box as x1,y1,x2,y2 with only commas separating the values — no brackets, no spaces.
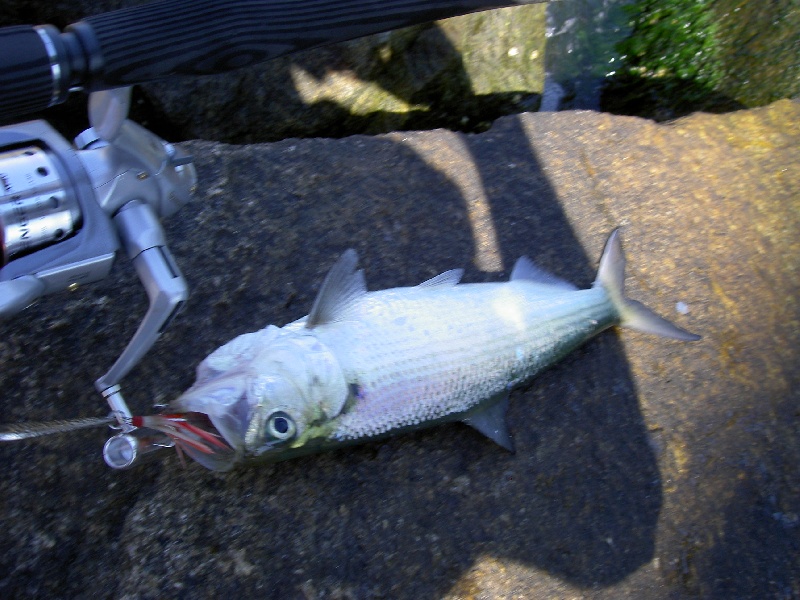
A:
0,25,59,119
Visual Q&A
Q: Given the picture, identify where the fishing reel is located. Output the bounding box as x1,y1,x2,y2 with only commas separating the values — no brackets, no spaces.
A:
0,87,196,465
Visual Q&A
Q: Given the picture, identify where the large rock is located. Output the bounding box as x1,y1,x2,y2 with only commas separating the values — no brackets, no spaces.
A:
0,1,546,142
0,100,798,598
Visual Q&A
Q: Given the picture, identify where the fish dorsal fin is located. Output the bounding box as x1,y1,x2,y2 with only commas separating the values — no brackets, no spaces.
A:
306,249,367,329
418,268,463,288
462,393,515,452
511,256,577,290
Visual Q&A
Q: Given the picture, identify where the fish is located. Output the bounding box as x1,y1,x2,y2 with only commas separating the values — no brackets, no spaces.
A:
141,230,699,471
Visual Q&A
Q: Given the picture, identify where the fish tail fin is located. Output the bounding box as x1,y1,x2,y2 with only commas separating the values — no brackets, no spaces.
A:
594,230,700,341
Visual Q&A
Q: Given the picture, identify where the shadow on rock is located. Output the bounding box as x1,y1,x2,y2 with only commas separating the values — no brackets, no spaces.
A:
680,390,800,599
137,22,542,143
700,478,800,599
601,74,746,123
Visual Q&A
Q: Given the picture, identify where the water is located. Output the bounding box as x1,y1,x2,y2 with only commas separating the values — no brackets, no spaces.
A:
542,0,633,111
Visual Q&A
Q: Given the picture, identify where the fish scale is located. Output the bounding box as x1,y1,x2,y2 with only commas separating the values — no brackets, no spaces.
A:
315,283,617,441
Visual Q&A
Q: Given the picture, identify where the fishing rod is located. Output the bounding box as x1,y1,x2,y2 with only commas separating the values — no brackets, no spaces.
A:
0,0,546,120
0,0,546,468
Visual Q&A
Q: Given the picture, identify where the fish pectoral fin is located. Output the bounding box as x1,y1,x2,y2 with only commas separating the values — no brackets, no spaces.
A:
462,393,515,453
306,249,367,328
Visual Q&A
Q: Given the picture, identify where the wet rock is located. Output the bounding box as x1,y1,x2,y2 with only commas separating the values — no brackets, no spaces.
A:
1,100,798,598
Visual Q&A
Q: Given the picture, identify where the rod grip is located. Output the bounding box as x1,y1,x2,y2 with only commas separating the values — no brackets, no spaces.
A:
0,26,57,119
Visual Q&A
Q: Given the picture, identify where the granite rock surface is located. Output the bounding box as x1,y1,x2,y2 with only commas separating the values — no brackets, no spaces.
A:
0,100,798,598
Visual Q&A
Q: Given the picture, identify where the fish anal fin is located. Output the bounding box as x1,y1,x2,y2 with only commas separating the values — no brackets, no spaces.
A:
306,249,367,329
462,393,515,453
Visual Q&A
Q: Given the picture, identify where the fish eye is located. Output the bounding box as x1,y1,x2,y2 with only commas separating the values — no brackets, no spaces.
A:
266,411,296,441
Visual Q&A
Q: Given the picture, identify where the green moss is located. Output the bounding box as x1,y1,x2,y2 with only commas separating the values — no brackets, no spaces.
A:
606,0,799,119
619,0,723,88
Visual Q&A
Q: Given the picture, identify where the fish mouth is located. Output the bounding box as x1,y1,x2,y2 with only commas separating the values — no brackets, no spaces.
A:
134,411,240,471
173,412,239,470
160,378,252,470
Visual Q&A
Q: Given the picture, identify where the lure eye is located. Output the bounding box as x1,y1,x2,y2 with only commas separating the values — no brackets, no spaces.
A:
266,411,296,441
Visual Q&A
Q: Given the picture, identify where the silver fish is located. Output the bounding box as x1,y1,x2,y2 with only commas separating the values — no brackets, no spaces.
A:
146,230,699,470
